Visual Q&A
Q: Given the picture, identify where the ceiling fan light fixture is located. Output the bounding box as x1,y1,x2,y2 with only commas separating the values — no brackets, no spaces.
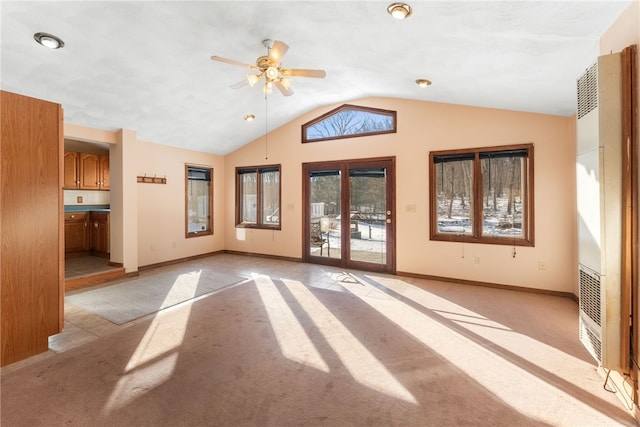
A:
387,3,412,20
263,81,273,95
34,32,65,49
247,74,260,87
265,66,279,81
416,78,432,88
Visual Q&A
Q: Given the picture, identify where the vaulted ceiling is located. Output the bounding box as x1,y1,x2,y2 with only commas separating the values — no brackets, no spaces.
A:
1,1,631,155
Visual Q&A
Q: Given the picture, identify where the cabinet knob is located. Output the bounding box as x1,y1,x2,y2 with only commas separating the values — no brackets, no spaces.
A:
94,223,98,228
70,215,75,218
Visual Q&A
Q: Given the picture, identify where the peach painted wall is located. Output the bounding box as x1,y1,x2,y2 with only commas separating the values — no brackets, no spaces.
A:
134,138,225,268
224,97,576,293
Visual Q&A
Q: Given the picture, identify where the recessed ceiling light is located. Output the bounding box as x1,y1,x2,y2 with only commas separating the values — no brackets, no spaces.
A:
244,114,256,122
416,79,432,88
33,32,65,49
387,3,412,20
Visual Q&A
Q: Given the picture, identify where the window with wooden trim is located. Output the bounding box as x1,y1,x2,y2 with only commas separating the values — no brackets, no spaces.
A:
429,144,534,246
236,165,281,229
302,104,396,143
185,164,213,238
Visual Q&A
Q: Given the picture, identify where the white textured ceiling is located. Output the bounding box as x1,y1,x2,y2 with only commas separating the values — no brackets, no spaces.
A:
1,1,632,155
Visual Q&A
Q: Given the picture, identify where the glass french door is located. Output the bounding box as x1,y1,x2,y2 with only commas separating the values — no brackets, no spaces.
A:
303,157,395,273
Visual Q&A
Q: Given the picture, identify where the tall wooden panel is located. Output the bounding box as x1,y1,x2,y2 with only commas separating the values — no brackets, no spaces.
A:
1,90,63,366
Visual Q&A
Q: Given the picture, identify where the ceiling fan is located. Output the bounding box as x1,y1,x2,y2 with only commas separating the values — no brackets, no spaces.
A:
211,39,326,96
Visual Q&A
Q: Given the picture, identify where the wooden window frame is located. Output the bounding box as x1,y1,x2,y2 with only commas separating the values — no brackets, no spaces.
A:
429,143,534,246
235,164,281,230
185,164,213,238
301,104,397,144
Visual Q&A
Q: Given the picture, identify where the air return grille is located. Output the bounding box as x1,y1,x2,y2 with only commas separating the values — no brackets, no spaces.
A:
578,265,602,363
577,62,598,119
579,317,602,363
579,266,601,326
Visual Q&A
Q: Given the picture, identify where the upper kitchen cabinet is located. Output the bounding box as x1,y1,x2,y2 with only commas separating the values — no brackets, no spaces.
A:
99,154,110,189
64,151,79,188
1,90,64,366
80,153,100,190
64,150,109,190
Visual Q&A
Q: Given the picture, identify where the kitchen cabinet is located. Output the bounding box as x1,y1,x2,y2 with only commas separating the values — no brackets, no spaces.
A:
64,151,109,190
99,155,110,189
79,153,100,190
64,212,89,254
64,151,79,188
1,90,63,366
89,212,110,256
64,211,109,257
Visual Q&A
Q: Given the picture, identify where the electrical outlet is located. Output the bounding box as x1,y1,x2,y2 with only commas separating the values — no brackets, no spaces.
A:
172,241,176,248
538,261,546,270
77,196,83,203
474,256,480,264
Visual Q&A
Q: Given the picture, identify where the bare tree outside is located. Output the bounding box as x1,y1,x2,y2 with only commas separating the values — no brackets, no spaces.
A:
306,108,394,141
434,149,527,239
435,160,473,234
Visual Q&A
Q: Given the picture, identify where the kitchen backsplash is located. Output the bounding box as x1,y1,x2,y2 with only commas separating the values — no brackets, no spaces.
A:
64,190,110,206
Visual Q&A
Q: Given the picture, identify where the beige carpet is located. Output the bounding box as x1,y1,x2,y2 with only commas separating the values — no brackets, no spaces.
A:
1,257,637,426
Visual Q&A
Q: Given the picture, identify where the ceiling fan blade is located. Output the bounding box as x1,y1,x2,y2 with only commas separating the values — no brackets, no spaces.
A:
269,40,289,65
211,55,255,70
230,79,250,89
281,68,326,78
274,80,294,97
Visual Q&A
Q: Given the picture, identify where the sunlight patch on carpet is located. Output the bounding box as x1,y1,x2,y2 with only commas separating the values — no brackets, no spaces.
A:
282,278,418,405
255,275,330,373
349,273,613,425
103,273,200,415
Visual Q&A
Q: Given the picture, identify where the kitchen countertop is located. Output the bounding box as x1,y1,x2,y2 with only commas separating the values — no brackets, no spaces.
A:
64,205,110,213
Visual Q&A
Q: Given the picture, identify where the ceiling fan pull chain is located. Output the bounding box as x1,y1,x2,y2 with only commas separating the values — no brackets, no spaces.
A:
265,94,269,160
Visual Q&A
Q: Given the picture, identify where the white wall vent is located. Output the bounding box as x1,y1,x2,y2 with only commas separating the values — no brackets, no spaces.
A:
576,52,623,370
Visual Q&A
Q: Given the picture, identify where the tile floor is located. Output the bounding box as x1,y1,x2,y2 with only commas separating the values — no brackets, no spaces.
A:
65,255,120,279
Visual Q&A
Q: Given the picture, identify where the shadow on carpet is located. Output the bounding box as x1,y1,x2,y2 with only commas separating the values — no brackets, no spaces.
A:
65,270,246,324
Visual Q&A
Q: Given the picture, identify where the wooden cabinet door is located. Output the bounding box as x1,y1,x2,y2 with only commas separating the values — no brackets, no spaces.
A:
99,155,110,189
89,212,110,255
96,220,109,254
63,151,79,189
64,213,88,253
89,220,98,252
79,153,100,190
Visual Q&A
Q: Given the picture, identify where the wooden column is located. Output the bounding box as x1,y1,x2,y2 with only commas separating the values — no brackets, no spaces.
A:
1,90,64,366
